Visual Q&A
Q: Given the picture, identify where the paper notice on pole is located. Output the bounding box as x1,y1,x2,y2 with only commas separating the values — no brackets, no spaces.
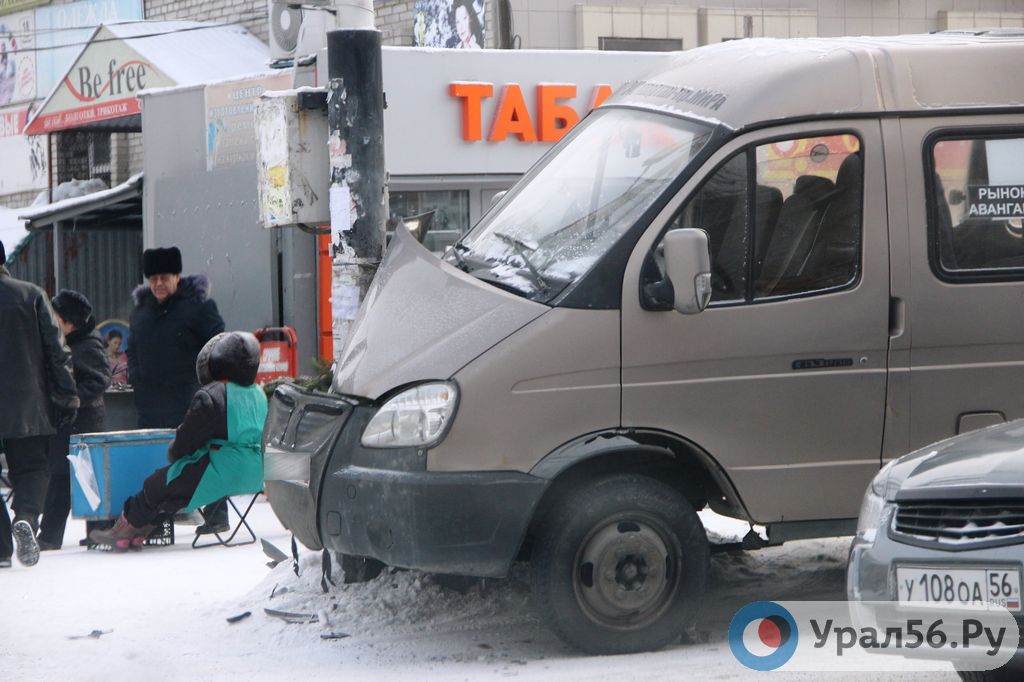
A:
330,284,361,321
330,184,352,248
68,445,101,511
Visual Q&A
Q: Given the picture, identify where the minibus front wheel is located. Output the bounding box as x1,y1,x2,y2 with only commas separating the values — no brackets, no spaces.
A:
530,473,710,654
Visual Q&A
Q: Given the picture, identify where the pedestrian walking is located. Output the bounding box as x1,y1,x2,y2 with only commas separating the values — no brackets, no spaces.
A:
0,240,79,568
127,246,230,533
37,289,111,550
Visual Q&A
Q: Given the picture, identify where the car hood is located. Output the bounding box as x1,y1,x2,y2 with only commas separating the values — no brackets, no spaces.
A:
332,226,549,401
894,420,1024,500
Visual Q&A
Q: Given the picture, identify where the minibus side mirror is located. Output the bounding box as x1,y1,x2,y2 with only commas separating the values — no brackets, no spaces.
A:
490,190,508,208
663,228,712,315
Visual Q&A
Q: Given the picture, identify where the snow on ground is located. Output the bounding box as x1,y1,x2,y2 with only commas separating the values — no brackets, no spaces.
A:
0,499,953,682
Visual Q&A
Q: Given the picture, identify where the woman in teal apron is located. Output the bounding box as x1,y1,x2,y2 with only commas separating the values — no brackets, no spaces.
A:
90,332,267,551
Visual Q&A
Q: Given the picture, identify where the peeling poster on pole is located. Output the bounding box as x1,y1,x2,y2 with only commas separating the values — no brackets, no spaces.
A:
330,184,352,254
330,283,361,322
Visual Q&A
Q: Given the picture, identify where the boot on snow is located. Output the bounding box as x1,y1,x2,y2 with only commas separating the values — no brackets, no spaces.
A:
88,514,153,552
13,519,40,566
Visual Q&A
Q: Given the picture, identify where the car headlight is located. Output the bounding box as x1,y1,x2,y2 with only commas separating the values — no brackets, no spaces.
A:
855,486,887,544
855,460,899,543
360,382,458,448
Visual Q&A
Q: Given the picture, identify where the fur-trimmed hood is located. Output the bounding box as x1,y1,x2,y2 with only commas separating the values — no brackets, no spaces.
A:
132,273,212,308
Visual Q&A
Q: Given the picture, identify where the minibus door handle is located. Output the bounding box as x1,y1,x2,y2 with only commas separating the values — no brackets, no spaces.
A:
889,296,905,339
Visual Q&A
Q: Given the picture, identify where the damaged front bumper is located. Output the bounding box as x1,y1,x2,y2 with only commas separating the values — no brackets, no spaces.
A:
263,384,549,576
320,407,549,578
262,384,355,550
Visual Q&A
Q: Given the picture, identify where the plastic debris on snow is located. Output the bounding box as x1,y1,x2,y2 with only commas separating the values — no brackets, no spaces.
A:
265,608,319,624
66,629,113,640
261,538,288,568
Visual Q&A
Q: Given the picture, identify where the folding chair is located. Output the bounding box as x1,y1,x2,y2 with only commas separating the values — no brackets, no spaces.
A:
191,492,262,549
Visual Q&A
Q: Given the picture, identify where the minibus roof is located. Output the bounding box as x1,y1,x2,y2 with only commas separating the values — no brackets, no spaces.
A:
604,31,1024,130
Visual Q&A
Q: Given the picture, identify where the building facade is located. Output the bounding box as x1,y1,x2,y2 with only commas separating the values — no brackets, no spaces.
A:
3,0,1023,211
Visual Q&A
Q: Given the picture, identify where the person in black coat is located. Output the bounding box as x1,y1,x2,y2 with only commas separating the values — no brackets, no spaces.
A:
128,247,225,428
126,246,228,530
0,240,79,568
37,290,112,550
89,331,265,551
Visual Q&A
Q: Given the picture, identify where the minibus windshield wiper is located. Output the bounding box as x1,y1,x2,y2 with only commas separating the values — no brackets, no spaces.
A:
493,231,550,293
446,242,473,273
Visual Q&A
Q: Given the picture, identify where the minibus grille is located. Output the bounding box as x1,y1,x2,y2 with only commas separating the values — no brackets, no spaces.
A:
893,499,1024,547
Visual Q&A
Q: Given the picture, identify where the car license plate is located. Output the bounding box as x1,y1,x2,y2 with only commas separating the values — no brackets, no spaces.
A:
896,566,1022,612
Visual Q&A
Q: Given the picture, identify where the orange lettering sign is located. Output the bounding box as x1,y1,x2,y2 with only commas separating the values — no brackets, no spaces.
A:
489,84,537,142
536,84,579,143
449,82,615,143
449,82,494,141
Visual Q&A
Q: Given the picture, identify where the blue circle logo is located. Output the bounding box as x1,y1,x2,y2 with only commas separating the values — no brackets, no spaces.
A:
729,601,799,671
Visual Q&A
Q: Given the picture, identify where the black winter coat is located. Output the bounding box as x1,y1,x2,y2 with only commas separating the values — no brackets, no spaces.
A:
46,319,111,471
127,274,225,428
66,317,111,429
0,267,79,439
167,381,228,462
166,332,259,461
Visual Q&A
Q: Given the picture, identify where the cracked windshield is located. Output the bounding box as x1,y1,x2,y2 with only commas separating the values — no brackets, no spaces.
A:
447,108,712,303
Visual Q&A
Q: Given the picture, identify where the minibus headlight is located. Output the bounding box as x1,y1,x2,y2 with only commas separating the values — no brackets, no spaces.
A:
361,382,458,448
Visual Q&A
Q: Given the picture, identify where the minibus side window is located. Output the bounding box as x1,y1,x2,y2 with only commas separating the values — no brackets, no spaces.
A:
651,133,863,305
752,135,862,298
930,135,1024,278
665,152,750,302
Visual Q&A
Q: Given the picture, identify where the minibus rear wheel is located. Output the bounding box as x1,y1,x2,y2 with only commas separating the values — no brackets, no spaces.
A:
531,473,709,654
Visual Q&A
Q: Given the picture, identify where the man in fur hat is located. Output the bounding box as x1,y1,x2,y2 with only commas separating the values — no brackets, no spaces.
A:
128,246,228,532
0,240,79,567
38,289,111,550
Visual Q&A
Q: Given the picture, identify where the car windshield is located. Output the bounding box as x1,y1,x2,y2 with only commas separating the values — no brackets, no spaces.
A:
447,108,713,303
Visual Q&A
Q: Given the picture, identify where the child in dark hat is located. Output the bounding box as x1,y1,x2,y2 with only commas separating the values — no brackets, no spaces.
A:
38,289,112,550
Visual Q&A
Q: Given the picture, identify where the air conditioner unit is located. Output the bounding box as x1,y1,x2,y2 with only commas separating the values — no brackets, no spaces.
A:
269,0,337,63
269,0,303,61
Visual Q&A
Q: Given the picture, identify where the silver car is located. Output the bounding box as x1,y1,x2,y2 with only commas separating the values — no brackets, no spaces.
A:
848,420,1024,680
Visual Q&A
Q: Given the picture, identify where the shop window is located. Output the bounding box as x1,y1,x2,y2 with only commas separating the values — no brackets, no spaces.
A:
930,135,1024,279
653,133,862,304
390,189,470,251
599,37,682,51
56,130,112,187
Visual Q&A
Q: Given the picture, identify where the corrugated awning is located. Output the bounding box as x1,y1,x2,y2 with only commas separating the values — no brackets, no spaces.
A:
24,20,270,136
20,173,143,230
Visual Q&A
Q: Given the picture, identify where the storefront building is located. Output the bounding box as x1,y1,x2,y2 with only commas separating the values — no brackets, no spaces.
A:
5,0,1024,213
4,0,1024,371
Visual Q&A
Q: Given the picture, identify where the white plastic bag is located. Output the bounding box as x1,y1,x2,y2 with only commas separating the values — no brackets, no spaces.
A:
67,444,101,511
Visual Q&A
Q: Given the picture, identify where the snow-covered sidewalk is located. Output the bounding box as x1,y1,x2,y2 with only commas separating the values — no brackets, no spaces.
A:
1,500,952,681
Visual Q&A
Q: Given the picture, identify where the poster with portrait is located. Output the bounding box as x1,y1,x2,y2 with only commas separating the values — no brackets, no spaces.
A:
97,319,131,387
413,0,486,50
0,9,37,106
